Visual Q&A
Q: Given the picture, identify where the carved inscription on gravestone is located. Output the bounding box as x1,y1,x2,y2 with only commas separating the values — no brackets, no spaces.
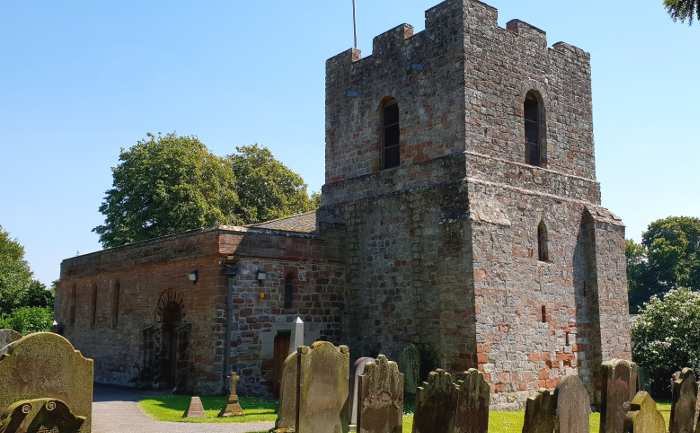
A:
0,398,86,433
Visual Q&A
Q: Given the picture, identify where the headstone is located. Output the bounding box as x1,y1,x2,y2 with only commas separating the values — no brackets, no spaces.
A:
555,375,591,433
670,368,697,433
218,372,244,417
412,369,459,433
398,344,421,396
522,388,556,433
454,369,490,433
296,341,351,433
601,359,639,433
623,391,665,433
0,398,86,433
289,317,304,356
0,332,93,433
274,351,298,432
0,329,21,350
183,396,205,418
351,357,376,429
356,355,403,433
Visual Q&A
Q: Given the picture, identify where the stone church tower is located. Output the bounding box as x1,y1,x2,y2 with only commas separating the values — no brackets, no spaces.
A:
320,0,631,407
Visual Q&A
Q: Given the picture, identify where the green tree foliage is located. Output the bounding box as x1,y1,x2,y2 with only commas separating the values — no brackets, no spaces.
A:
665,0,700,23
627,216,700,311
0,226,36,315
632,288,700,395
229,144,316,224
93,133,241,248
0,307,54,334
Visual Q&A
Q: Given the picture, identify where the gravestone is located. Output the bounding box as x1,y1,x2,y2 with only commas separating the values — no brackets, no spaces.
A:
0,329,21,350
412,369,459,433
623,391,665,433
522,389,556,433
218,372,244,417
555,375,591,433
184,396,205,418
0,332,93,433
0,398,86,433
399,344,421,396
274,351,298,432
454,369,490,433
669,368,696,433
601,359,639,433
356,355,403,433
351,357,376,429
296,341,351,433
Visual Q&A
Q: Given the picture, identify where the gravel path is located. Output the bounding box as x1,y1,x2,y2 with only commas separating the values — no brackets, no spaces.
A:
92,385,275,433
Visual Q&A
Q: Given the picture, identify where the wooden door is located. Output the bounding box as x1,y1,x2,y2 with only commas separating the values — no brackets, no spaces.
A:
272,332,291,397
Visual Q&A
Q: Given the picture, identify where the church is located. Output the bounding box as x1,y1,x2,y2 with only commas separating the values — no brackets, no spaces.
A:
55,0,631,408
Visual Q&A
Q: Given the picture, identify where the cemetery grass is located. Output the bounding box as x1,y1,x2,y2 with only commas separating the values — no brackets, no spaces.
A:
139,396,671,432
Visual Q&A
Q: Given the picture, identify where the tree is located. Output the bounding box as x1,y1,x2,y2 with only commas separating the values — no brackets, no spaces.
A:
0,226,34,315
665,0,700,24
626,216,700,311
0,307,54,334
229,145,316,224
93,133,241,248
631,288,700,396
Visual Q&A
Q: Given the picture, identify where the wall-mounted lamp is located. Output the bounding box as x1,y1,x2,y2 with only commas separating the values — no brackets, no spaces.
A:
188,270,199,283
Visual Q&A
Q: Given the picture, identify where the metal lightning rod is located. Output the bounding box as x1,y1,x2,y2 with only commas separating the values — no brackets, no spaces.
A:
352,0,358,49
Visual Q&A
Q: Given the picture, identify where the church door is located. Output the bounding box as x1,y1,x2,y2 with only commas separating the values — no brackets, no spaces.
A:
159,301,183,391
272,332,291,397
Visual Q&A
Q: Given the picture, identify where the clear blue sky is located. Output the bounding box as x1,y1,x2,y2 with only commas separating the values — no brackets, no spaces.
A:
1,0,698,286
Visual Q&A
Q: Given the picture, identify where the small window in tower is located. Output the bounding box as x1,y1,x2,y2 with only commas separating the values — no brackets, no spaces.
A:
381,98,400,169
284,274,294,309
541,305,547,323
112,281,121,329
90,284,98,329
524,91,545,166
538,221,549,262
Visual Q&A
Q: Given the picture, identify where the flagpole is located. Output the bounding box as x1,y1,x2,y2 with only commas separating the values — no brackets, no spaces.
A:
352,0,358,49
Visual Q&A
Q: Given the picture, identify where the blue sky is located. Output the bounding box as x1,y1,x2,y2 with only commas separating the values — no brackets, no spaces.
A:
0,0,698,286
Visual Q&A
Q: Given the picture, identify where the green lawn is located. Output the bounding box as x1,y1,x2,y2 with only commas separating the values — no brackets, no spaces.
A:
139,394,671,433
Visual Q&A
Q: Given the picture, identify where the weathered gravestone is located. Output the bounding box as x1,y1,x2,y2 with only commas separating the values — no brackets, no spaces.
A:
356,355,403,433
454,369,490,433
623,391,665,433
296,341,350,433
669,368,696,433
218,372,244,417
412,369,459,433
522,388,556,433
183,396,205,418
0,398,86,433
555,375,591,433
274,351,299,432
601,359,639,433
0,333,93,433
0,329,21,350
351,357,376,429
399,344,421,396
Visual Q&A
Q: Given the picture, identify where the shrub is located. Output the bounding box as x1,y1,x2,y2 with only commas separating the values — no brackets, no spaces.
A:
0,307,53,334
631,287,700,396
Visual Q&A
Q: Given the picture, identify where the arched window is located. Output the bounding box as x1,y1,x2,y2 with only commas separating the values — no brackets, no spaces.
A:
538,221,549,262
284,274,294,309
381,98,400,169
524,91,545,166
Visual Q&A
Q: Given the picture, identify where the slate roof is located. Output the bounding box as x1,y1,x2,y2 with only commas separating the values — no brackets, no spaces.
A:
247,211,318,234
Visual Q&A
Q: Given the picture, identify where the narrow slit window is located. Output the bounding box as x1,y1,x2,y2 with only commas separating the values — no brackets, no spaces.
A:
91,284,98,328
382,99,400,169
538,221,549,262
541,305,547,323
112,281,121,329
524,91,545,166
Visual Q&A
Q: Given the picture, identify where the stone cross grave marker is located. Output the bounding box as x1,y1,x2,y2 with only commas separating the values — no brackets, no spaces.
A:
412,369,459,433
356,355,403,433
669,368,697,433
623,391,665,433
295,341,350,433
184,396,205,418
0,332,93,433
0,329,21,350
398,344,420,396
522,388,556,433
601,359,639,433
350,357,376,429
218,372,244,417
555,375,591,433
454,369,490,433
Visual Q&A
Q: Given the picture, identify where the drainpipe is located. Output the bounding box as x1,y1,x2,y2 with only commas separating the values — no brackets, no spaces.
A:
223,264,237,393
